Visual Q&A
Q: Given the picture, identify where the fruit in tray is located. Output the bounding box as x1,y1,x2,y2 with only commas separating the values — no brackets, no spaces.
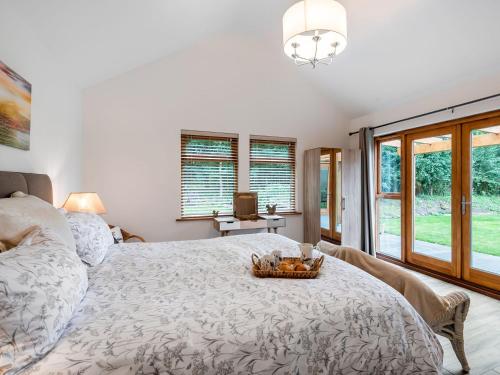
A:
294,263,310,272
278,262,295,272
277,260,311,272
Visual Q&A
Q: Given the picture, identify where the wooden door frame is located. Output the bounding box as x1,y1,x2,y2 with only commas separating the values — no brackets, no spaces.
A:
320,148,342,242
461,115,500,291
320,148,333,239
374,135,405,261
332,149,342,241
404,125,462,277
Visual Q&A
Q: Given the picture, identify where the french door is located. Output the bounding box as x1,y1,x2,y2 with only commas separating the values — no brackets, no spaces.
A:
377,110,500,291
461,116,500,290
405,125,461,277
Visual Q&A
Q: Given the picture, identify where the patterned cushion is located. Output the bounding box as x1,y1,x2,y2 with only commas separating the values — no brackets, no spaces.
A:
0,195,75,251
0,227,88,374
110,226,124,244
66,213,114,266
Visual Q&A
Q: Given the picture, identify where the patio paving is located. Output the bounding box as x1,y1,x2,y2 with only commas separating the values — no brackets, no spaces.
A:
379,233,500,275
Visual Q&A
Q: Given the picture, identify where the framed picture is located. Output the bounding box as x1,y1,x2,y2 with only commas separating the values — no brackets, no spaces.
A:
0,60,31,150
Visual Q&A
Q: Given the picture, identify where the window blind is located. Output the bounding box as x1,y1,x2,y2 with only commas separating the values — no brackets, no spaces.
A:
249,137,296,213
181,132,238,217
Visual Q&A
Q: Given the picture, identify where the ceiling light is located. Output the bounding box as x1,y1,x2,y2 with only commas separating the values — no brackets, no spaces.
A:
282,0,347,68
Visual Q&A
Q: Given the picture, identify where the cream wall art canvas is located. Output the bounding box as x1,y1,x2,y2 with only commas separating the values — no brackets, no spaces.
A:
0,60,31,150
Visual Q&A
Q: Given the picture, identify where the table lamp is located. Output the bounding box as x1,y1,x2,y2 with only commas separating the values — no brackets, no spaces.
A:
62,192,106,214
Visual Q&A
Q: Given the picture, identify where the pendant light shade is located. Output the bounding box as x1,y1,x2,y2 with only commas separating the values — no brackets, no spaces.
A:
283,0,347,67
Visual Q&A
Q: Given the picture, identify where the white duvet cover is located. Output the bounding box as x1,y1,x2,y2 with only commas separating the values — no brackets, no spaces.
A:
25,233,442,374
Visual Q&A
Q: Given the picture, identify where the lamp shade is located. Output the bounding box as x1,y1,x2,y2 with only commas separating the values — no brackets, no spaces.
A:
62,192,106,214
283,0,347,64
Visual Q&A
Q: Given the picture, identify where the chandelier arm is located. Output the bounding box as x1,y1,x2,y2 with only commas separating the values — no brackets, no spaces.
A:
296,61,312,67
295,59,312,66
314,37,319,63
293,53,313,63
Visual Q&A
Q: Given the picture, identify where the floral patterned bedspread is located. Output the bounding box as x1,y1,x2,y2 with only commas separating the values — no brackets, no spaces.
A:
26,233,443,374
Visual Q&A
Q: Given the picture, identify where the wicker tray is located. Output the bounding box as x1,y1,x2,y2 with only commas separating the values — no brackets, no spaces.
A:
251,254,325,279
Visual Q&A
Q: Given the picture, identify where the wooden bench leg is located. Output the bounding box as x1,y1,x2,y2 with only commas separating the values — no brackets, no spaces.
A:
450,337,469,373
434,291,471,373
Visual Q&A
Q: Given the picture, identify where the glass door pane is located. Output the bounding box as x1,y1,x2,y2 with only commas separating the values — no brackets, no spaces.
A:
405,126,459,277
462,121,500,290
376,138,402,258
377,198,401,259
412,134,453,261
470,125,500,275
380,140,401,193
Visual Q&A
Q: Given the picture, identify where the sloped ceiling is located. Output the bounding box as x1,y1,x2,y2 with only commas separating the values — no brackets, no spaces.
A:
6,0,500,117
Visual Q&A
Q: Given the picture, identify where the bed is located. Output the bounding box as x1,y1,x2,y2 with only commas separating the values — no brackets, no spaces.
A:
0,172,443,374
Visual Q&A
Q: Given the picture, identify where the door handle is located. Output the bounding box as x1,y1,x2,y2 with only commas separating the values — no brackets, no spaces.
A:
341,197,346,210
461,195,471,215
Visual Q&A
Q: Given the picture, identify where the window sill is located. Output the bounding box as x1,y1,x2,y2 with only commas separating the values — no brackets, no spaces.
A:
176,211,302,222
275,211,302,216
176,216,215,222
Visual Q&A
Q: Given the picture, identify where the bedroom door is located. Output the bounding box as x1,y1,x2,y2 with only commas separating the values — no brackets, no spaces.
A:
404,125,461,277
304,148,321,244
341,149,361,248
462,116,500,291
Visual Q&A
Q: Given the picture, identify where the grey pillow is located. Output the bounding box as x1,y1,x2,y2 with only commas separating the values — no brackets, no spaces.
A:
66,212,114,266
0,227,88,373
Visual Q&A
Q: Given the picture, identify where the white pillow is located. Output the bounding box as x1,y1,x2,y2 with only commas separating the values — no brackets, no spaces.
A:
0,227,88,373
66,212,114,266
0,195,75,251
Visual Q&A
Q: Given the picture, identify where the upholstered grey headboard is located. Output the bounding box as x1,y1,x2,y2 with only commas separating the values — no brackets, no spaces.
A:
0,171,53,204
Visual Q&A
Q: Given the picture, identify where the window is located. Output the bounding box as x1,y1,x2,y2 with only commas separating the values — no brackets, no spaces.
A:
249,136,296,213
181,131,238,217
376,138,402,259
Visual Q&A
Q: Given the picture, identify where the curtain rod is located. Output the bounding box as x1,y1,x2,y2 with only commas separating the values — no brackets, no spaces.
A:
348,93,500,136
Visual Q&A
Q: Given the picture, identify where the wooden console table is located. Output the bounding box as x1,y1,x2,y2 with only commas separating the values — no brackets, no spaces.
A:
213,215,286,236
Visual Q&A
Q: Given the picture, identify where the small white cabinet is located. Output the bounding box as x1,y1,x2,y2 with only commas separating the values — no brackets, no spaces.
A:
213,215,286,236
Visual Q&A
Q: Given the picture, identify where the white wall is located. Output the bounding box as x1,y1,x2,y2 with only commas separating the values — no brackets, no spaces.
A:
0,5,82,206
348,71,500,144
83,34,349,242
